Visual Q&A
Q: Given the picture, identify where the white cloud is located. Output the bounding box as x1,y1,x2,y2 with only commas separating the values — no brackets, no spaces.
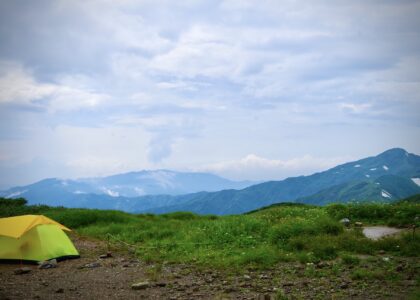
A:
0,1,420,187
0,61,55,107
1,124,152,178
339,103,372,114
150,25,242,79
0,61,110,112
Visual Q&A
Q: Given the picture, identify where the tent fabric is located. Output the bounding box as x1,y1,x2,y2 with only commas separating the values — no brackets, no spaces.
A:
0,215,79,262
0,215,70,239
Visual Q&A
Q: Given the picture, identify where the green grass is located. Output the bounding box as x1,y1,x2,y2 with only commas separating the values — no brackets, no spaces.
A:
1,197,420,269
340,254,360,265
325,201,420,226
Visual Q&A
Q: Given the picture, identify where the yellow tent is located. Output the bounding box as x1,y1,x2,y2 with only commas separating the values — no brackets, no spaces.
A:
0,215,79,262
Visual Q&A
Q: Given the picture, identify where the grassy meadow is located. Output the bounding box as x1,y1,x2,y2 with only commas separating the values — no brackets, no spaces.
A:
1,197,419,270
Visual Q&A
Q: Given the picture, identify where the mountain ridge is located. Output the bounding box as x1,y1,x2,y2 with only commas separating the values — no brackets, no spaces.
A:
2,148,419,214
0,170,255,205
142,148,420,214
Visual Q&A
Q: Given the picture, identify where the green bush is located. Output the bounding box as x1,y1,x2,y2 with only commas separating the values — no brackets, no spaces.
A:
351,269,386,281
341,254,360,265
0,197,27,207
234,247,279,268
0,197,49,217
317,216,344,235
270,217,321,244
161,211,198,220
44,209,133,228
326,202,420,226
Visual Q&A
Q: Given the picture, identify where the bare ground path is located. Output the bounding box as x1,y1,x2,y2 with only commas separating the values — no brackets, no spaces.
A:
0,234,418,299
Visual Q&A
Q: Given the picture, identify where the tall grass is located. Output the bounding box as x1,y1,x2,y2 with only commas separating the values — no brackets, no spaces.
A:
1,197,419,269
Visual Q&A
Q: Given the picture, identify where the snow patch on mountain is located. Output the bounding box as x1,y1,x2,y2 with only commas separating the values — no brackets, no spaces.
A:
6,190,27,198
411,178,420,187
138,170,176,189
354,164,361,168
365,174,370,178
381,190,392,198
383,165,389,171
101,187,119,197
370,168,377,171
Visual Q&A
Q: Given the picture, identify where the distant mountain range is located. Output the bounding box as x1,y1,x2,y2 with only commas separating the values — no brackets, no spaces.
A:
0,170,255,207
1,148,420,215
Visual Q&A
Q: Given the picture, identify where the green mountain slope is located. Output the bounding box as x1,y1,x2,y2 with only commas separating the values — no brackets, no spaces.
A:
297,175,420,205
144,148,420,215
397,193,420,203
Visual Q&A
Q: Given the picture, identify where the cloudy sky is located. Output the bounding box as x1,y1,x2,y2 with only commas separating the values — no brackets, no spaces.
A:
0,0,419,188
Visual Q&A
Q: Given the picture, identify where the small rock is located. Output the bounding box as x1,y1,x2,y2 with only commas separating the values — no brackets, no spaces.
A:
340,282,349,289
378,250,386,255
382,257,390,262
224,287,237,293
55,288,64,293
301,280,310,286
14,267,31,275
316,261,328,268
282,282,294,287
403,280,416,286
243,274,251,280
396,264,404,272
78,262,101,269
355,222,363,227
155,282,167,287
99,252,113,259
131,281,150,290
239,282,251,288
259,274,270,279
38,259,57,269
340,218,351,227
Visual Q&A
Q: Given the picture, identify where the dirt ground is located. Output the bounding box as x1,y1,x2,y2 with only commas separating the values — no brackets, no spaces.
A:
0,234,418,300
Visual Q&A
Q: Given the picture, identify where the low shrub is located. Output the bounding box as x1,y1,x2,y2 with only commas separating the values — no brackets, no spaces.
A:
161,211,198,220
341,254,360,265
45,209,133,228
351,269,387,281
326,202,420,226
